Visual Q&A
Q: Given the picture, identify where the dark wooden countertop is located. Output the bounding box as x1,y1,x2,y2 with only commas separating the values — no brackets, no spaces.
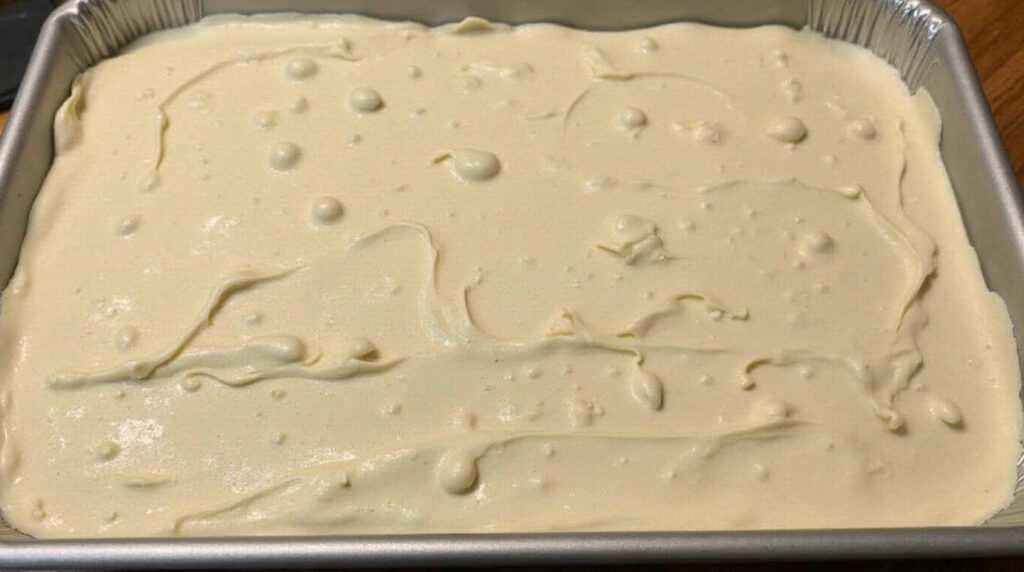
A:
935,0,1024,186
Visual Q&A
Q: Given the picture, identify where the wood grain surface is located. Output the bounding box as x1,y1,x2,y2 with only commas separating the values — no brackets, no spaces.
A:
935,0,1024,187
1,0,1022,189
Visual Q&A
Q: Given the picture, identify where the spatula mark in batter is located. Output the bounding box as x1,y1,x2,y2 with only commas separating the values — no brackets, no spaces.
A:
562,47,739,133
617,293,749,339
350,222,487,348
170,416,805,532
181,336,400,387
48,268,298,389
596,215,677,265
740,348,921,431
143,44,361,191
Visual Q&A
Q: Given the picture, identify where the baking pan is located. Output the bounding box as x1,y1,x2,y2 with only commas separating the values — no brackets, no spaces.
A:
0,0,1023,566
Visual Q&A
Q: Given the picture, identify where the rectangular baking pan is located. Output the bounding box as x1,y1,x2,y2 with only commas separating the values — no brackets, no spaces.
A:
1,0,1023,566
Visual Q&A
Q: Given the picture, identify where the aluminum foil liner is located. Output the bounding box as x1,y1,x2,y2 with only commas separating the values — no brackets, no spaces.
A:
808,0,944,91
53,0,947,89
58,0,201,69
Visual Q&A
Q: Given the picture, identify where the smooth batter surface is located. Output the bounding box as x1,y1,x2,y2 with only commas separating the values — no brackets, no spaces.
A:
0,15,1020,537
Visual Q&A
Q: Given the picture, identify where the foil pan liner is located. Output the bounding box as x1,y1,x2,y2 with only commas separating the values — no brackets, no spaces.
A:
807,0,943,90
0,0,1023,565
54,0,946,89
58,0,202,69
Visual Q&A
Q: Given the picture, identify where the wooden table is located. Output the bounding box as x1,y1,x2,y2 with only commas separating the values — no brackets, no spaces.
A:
937,0,1024,187
1,0,1021,189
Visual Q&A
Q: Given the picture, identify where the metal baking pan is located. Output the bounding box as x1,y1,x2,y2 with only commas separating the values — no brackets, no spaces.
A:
1,0,1023,566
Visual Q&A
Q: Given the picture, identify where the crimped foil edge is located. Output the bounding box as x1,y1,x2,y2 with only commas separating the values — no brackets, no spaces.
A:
54,0,944,94
808,0,944,91
58,0,202,70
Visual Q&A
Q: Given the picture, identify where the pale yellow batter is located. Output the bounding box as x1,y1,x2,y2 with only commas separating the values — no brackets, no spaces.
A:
0,15,1020,537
